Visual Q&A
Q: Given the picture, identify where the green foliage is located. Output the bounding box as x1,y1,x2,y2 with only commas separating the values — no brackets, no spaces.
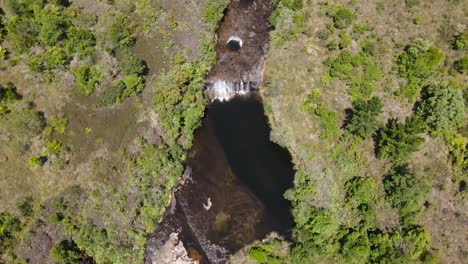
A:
377,115,427,162
339,31,351,49
454,56,468,73
4,0,96,68
396,38,444,99
345,177,376,208
0,100,45,151
302,89,339,140
345,96,383,138
45,116,68,136
72,65,103,96
325,51,382,101
202,0,230,31
384,165,430,225
269,3,305,46
418,83,465,132
121,52,147,76
50,240,81,264
444,132,468,174
43,139,65,156
248,240,289,264
0,212,21,252
402,225,431,259
113,74,145,101
452,31,467,50
107,14,136,49
327,5,355,29
28,155,44,167
0,46,6,60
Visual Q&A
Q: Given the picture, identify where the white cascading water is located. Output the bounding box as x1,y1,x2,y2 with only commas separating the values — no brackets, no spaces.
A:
205,80,257,102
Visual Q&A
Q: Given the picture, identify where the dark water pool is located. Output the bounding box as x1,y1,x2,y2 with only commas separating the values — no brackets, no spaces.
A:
208,97,294,235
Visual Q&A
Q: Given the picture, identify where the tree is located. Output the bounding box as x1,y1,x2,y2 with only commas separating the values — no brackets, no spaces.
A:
418,83,465,132
396,38,444,99
454,56,468,73
50,240,81,264
327,5,355,29
377,115,426,162
383,165,430,225
345,96,383,138
72,65,103,96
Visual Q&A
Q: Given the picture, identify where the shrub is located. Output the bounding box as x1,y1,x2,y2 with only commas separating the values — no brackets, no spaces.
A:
396,38,444,99
121,52,147,76
0,46,6,60
452,31,467,50
377,115,426,162
327,5,355,29
345,177,377,208
43,139,64,156
108,14,136,49
384,165,430,225
325,51,381,101
29,155,44,167
72,65,103,96
0,212,21,252
50,240,80,264
444,132,468,173
65,26,95,58
0,107,45,151
202,0,230,31
417,83,465,132
454,56,468,73
45,116,68,136
117,74,144,99
345,96,383,138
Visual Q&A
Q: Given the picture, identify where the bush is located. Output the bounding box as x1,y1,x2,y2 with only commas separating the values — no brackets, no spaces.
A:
454,56,468,73
50,240,80,264
327,5,355,29
396,38,444,99
345,96,383,138
377,115,426,162
121,52,147,76
72,65,103,96
417,83,465,132
202,0,230,31
325,51,381,101
0,212,21,252
29,155,44,167
384,165,430,225
107,14,136,49
0,108,45,151
452,31,467,50
345,177,377,208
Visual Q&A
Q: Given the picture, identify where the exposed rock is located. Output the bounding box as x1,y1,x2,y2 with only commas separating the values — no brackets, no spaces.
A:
150,233,198,264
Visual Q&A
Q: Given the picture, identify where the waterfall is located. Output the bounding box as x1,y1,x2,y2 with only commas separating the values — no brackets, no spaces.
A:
204,80,259,102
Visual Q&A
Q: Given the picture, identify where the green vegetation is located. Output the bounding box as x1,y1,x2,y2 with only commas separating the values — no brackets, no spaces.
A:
0,83,45,151
4,0,96,69
0,212,22,262
303,88,339,140
326,5,355,29
202,0,230,31
345,96,383,139
269,0,305,45
72,65,103,96
325,51,382,101
396,38,444,99
452,31,467,50
377,115,427,162
384,165,431,225
418,83,465,133
50,240,81,264
454,56,468,73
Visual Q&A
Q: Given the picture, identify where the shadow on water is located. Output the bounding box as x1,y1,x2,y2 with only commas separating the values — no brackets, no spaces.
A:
208,97,294,236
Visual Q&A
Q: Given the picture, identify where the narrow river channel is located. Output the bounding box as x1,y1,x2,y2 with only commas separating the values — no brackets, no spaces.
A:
145,1,295,263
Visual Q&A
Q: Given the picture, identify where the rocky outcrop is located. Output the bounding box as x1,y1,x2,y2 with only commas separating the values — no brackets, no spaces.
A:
150,233,198,264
